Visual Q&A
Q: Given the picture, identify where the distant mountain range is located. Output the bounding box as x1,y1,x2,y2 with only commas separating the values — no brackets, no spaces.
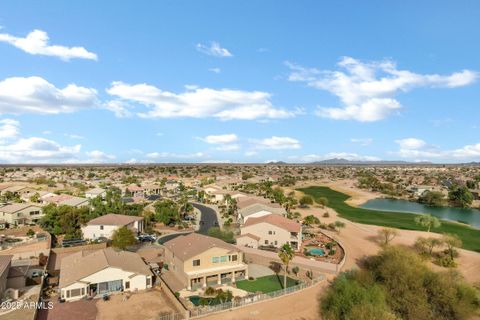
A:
267,158,434,165
307,158,433,165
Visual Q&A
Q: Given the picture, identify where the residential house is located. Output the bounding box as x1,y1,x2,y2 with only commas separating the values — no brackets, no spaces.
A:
236,198,286,224
0,203,43,226
0,255,12,299
163,233,248,290
125,185,145,198
81,214,144,240
43,194,89,208
59,248,152,302
237,214,302,251
85,188,106,200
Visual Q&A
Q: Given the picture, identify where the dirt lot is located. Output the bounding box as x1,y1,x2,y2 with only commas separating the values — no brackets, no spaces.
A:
96,288,181,320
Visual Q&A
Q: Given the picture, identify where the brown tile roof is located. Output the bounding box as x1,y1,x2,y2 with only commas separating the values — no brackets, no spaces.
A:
243,214,301,233
0,203,42,213
236,233,261,241
87,213,143,226
163,233,238,261
59,248,151,288
237,196,281,209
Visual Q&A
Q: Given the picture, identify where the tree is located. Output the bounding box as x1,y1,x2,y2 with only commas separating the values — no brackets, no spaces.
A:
207,227,235,243
415,237,442,256
278,243,294,291
377,228,398,245
333,220,346,234
320,270,395,320
299,195,314,207
418,191,444,207
303,214,320,226
442,233,462,260
29,192,41,203
112,226,136,250
414,214,441,232
154,199,180,225
316,197,329,208
448,185,473,208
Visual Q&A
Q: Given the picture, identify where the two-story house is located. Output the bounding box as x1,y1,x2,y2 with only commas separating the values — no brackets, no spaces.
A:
163,233,248,290
0,203,44,226
237,214,302,251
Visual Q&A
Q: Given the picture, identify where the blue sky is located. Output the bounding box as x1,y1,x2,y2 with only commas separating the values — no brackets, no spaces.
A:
0,1,479,164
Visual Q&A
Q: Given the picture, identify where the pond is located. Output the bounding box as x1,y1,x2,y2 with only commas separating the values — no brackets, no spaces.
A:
360,198,480,228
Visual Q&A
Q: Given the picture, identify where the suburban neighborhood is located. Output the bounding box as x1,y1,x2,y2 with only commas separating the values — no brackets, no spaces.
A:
1,1,480,320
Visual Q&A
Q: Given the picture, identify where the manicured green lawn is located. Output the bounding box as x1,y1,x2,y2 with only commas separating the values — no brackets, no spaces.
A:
298,186,480,252
236,275,298,293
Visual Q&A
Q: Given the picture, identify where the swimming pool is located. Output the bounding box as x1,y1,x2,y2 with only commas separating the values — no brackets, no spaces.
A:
307,247,325,256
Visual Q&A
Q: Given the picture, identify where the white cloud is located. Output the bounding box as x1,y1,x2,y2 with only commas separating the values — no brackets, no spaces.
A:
42,130,52,135
0,137,81,163
252,136,301,150
196,42,232,57
0,119,20,142
351,138,373,146
394,138,480,161
0,29,97,61
287,57,477,122
106,81,296,120
104,100,132,118
395,138,427,150
289,153,380,163
209,67,221,74
85,150,115,162
199,134,240,151
201,134,238,144
0,76,97,115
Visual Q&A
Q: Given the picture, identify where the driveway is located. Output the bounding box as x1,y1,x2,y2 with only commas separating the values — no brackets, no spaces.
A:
192,203,219,234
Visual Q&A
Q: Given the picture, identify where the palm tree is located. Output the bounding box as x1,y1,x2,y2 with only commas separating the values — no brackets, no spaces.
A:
278,243,294,291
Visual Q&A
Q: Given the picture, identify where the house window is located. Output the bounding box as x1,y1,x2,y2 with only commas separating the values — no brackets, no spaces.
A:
193,259,201,266
146,278,151,286
125,281,130,289
66,290,71,298
100,225,104,230
212,256,219,263
268,231,273,235
274,241,278,245
264,240,268,245
231,255,238,262
220,256,228,262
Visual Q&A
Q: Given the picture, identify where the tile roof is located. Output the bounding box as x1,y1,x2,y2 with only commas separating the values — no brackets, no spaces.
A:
243,214,301,232
163,233,238,261
59,248,151,288
87,213,143,226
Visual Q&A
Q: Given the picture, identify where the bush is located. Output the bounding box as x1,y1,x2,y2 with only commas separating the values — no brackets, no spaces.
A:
205,286,216,295
435,255,457,268
328,249,336,256
323,212,330,218
325,242,335,250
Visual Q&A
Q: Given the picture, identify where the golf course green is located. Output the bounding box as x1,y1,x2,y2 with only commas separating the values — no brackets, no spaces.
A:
298,186,480,252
